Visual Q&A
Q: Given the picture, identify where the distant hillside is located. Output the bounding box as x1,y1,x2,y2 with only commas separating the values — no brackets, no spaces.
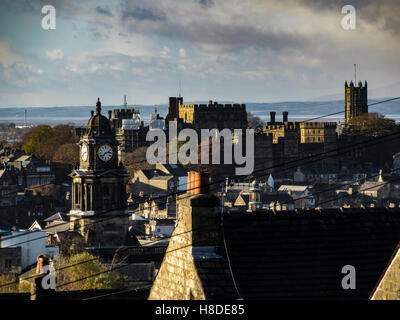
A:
1,98,400,125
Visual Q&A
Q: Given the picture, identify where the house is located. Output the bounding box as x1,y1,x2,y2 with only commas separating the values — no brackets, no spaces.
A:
0,229,59,270
0,165,23,206
0,247,21,274
359,170,390,199
155,163,188,192
10,154,55,188
130,169,175,196
294,167,338,184
149,174,400,300
144,219,175,237
232,192,295,211
139,196,176,219
277,184,315,208
0,219,21,274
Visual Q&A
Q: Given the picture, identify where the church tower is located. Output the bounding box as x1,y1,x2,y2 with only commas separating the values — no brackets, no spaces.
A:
69,98,130,247
345,80,368,124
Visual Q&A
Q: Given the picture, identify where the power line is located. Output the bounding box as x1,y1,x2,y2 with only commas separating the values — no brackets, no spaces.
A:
2,177,399,294
3,124,400,247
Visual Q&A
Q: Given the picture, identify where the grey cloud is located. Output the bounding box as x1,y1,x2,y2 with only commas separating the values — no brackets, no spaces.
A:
198,0,214,7
299,0,400,34
122,6,167,21
96,6,113,17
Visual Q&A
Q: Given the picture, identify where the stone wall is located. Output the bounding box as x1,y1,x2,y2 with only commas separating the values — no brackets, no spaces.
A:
0,247,21,274
148,193,219,300
69,213,129,247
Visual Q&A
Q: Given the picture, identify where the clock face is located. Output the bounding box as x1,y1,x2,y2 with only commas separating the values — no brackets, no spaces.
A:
97,144,113,162
81,144,88,161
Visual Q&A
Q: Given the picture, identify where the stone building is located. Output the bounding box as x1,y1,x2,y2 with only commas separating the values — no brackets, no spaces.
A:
69,98,131,247
149,172,400,300
262,111,338,171
166,97,248,132
345,80,368,123
0,165,22,206
0,247,21,274
110,107,149,154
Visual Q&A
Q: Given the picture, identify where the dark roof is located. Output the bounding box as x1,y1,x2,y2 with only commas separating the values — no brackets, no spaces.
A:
214,208,400,299
259,193,294,204
159,163,187,177
44,212,69,223
141,169,172,180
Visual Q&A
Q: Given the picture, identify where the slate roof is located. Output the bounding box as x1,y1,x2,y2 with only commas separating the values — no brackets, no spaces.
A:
159,163,187,177
278,185,310,192
45,221,70,234
215,208,400,299
44,212,69,223
141,169,172,180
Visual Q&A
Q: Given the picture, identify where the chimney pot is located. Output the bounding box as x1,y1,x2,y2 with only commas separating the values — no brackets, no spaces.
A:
283,111,288,122
270,111,276,123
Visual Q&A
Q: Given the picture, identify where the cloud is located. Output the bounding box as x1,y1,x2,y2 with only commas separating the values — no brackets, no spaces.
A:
179,48,187,58
160,46,171,58
96,6,113,17
198,0,214,7
121,5,167,21
46,49,64,60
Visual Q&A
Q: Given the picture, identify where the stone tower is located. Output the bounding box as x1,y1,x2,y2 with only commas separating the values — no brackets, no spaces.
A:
69,98,130,247
345,80,368,123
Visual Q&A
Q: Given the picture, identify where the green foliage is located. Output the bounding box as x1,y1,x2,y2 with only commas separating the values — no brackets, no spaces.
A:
0,273,29,293
345,112,400,137
21,124,78,163
55,252,127,291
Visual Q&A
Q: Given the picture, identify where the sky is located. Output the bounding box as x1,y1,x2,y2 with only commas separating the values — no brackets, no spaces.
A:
0,0,399,107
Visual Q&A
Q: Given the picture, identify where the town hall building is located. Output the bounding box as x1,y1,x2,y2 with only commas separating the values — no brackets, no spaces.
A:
68,98,130,247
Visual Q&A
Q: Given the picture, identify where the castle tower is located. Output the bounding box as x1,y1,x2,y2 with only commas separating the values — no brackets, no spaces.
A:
345,80,368,123
69,98,130,247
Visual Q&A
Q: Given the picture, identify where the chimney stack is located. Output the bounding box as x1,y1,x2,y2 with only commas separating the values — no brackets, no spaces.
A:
187,171,210,195
283,111,288,122
270,111,276,123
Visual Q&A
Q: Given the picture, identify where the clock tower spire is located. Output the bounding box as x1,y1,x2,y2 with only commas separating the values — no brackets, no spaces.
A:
69,98,130,247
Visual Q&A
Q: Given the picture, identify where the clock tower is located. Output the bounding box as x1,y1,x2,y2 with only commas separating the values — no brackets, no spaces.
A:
69,98,130,247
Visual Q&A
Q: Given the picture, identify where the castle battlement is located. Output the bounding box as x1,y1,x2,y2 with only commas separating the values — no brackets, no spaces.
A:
299,122,337,128
112,108,139,120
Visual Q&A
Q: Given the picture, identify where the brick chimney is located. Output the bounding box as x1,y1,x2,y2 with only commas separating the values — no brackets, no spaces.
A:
149,171,221,300
179,171,219,247
187,171,209,195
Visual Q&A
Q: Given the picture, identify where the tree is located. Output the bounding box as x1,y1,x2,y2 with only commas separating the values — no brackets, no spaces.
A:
21,125,53,159
54,251,127,291
21,124,78,163
345,112,399,137
53,143,79,165
341,113,400,168
247,112,265,130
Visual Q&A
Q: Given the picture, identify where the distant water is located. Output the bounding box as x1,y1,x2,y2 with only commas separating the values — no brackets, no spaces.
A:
1,100,400,127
